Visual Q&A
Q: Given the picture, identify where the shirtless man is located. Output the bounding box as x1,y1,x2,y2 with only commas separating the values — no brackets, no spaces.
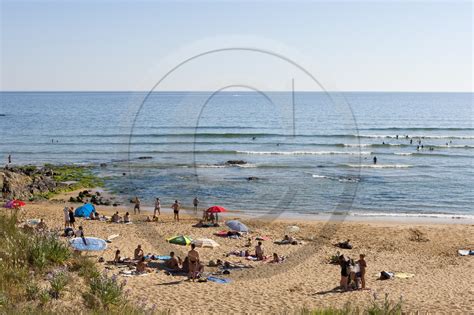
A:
134,244,144,260
255,241,264,260
136,257,150,273
187,244,200,281
133,196,141,214
171,200,180,222
165,252,182,270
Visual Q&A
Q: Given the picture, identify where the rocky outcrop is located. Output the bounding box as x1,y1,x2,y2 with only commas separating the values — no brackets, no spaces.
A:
226,160,247,165
1,166,69,200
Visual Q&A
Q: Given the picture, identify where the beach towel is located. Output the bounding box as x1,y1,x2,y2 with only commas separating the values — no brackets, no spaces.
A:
207,276,231,284
69,237,107,251
458,249,474,256
144,255,172,261
394,272,415,279
26,219,41,225
255,236,270,241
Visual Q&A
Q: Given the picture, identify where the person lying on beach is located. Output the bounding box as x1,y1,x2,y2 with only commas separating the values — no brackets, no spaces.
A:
134,245,144,260
164,252,182,270
336,240,353,249
226,249,250,257
111,212,122,223
221,261,254,269
124,212,131,223
255,242,264,260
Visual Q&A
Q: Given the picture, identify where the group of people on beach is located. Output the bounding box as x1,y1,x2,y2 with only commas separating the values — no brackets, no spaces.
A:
339,254,367,291
132,196,201,222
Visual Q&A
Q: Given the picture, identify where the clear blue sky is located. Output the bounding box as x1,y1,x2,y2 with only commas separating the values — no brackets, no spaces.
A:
1,0,472,91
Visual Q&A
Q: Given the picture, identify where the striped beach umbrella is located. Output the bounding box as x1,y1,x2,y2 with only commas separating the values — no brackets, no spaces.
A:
167,235,192,246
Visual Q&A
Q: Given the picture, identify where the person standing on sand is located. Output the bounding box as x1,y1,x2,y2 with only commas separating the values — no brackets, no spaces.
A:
68,207,76,229
172,200,180,222
133,196,141,214
63,206,70,228
339,255,349,291
154,197,161,216
193,197,199,214
357,254,367,289
187,243,200,281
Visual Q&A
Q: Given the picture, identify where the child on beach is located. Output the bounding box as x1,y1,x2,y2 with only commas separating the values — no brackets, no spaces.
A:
357,254,367,289
134,245,144,260
124,212,131,223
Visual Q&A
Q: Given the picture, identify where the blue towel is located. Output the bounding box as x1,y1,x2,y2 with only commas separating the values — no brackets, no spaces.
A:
207,276,231,284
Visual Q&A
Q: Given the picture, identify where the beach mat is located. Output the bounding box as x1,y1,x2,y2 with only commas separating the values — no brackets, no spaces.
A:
26,219,41,225
70,237,107,251
207,276,231,284
394,272,415,279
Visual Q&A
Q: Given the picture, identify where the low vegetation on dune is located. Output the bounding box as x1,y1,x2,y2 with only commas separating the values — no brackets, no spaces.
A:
0,209,403,314
0,210,140,314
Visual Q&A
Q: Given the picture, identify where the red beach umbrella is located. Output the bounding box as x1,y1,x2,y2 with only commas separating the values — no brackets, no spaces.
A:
206,206,227,213
206,206,227,222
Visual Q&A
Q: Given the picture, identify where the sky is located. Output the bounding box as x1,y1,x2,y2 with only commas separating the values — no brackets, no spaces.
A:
0,0,472,92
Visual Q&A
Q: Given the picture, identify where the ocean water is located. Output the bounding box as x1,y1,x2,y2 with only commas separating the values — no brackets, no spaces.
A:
1,91,473,219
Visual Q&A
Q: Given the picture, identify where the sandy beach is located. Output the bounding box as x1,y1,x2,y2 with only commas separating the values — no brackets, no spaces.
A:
11,190,474,314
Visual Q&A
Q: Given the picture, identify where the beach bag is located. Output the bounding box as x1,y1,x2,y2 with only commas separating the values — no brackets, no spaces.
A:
380,271,392,280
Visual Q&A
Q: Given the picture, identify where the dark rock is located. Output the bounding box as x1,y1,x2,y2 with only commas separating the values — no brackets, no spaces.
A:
100,163,107,168
138,156,153,160
247,176,259,181
226,160,247,165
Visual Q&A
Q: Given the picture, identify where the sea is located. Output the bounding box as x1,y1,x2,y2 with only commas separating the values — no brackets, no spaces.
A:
1,91,473,220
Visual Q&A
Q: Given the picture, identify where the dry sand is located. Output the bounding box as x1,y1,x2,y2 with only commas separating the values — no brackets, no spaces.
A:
9,192,474,314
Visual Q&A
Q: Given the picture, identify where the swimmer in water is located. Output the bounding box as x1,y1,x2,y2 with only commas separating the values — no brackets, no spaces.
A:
373,156,377,165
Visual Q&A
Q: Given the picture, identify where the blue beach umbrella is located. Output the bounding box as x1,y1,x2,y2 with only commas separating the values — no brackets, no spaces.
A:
226,220,249,232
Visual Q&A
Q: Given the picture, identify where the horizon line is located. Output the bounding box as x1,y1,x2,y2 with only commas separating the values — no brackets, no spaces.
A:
1,90,473,93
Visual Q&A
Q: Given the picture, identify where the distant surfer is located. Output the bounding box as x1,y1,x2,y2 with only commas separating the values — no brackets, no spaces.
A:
373,156,377,165
410,139,413,144
7,154,11,164
252,137,256,140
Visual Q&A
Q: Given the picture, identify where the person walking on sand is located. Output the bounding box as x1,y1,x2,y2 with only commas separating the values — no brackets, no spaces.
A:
357,254,367,289
193,197,199,214
172,200,180,222
133,196,141,214
187,243,200,281
154,197,161,216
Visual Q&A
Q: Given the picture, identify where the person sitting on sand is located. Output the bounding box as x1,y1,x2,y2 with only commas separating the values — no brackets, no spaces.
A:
152,215,159,222
114,250,124,264
357,254,367,289
111,211,121,223
187,244,200,281
75,226,87,245
245,237,252,247
339,255,349,291
124,212,131,223
255,241,264,260
165,252,182,270
270,253,285,263
136,257,151,274
134,245,144,260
